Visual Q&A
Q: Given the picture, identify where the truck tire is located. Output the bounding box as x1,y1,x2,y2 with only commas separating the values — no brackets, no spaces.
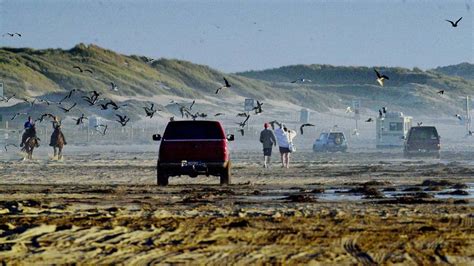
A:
220,162,231,185
157,168,169,186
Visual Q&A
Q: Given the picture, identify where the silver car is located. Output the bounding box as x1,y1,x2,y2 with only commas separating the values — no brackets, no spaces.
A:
313,132,348,152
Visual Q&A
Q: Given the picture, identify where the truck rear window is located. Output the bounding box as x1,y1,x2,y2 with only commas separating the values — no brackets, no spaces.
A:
409,127,438,140
163,121,225,140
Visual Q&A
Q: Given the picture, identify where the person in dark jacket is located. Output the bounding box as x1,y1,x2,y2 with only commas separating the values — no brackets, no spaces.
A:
259,123,277,168
20,116,35,147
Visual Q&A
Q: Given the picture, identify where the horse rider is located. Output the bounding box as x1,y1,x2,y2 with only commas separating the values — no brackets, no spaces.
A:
20,116,35,147
50,116,67,146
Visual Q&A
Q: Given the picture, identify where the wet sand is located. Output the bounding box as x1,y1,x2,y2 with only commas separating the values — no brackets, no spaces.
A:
0,148,473,264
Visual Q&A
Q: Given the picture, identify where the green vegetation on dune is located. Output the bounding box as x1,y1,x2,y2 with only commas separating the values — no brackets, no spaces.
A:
0,43,472,119
430,62,474,81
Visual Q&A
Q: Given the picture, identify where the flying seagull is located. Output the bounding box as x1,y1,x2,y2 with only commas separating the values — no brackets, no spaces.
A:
0,94,16,102
253,100,264,114
417,122,423,126
35,113,54,123
116,114,130,126
4,144,17,152
236,112,249,117
446,17,462,27
3,32,21,37
144,103,157,118
374,68,389,86
58,103,77,113
110,82,118,91
72,66,93,73
215,77,231,94
300,123,315,135
82,95,98,106
73,114,88,125
59,89,77,104
237,115,251,128
94,124,108,136
10,112,27,120
22,98,36,107
365,118,373,122
269,120,281,130
291,78,312,83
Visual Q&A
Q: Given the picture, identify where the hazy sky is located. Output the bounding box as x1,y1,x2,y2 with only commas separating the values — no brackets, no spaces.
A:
0,0,472,72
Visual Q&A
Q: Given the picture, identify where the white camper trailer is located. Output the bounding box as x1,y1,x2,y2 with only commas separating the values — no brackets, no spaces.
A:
376,112,412,148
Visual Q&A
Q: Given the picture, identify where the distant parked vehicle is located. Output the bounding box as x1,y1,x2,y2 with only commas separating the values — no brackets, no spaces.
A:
152,120,234,186
403,126,440,158
313,132,348,152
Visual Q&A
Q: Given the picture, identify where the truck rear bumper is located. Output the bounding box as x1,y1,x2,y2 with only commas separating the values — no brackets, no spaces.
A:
158,161,229,177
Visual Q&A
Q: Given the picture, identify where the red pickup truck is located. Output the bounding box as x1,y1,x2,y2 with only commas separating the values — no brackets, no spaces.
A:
153,120,234,186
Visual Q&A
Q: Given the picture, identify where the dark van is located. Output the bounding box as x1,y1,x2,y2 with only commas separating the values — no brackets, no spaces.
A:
152,120,234,186
403,126,440,158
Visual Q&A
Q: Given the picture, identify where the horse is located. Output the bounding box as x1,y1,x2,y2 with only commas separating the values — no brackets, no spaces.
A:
50,127,65,160
22,126,40,160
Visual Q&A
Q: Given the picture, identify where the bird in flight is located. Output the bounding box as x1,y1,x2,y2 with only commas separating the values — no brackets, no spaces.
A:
236,115,251,128
94,124,108,135
37,98,51,105
300,123,315,135
290,78,312,83
215,77,231,94
417,122,423,126
59,89,77,104
10,112,28,120
4,143,18,152
0,94,16,102
269,120,281,130
365,118,373,122
110,82,118,91
73,114,88,125
374,68,389,86
58,103,77,113
22,98,36,107
253,100,264,114
82,90,100,105
3,32,21,37
437,90,444,95
82,95,98,106
236,112,249,117
116,114,130,126
446,17,462,27
144,103,157,118
455,114,463,121
72,66,93,73
35,113,54,123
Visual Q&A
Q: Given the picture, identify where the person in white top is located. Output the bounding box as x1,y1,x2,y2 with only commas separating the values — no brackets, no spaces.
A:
274,124,297,168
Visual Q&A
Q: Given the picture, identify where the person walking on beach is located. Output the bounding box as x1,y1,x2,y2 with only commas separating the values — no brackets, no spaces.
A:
274,124,297,168
259,123,276,168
